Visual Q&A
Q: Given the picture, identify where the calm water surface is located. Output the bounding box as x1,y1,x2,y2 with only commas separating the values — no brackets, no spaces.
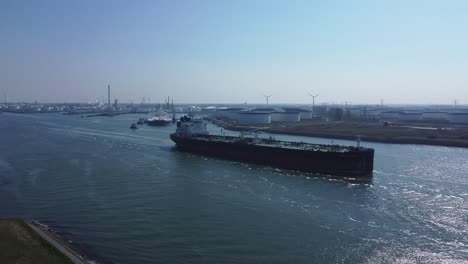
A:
0,113,467,263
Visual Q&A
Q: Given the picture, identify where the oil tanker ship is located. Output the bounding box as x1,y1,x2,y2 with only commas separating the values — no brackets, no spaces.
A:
170,117,374,177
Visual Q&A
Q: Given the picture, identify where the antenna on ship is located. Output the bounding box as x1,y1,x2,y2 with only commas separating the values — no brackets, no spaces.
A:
454,99,458,108
264,95,272,105
308,93,319,118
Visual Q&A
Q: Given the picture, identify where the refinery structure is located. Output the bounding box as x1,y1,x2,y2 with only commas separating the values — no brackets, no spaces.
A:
2,101,468,125
1,85,468,125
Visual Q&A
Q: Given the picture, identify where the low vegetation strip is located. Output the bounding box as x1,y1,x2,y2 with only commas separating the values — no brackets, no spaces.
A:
211,119,468,148
0,219,73,264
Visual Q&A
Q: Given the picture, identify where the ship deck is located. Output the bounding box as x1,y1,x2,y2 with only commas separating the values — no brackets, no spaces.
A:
187,134,372,153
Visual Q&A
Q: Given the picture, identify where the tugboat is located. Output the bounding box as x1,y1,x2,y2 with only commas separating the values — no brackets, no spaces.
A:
170,116,374,177
130,123,138,129
137,117,146,125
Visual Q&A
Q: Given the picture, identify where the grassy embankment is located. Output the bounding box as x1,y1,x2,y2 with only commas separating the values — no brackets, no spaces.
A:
211,119,468,148
0,219,73,264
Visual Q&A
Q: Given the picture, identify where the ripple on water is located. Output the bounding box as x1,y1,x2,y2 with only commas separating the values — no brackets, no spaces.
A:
1,114,468,263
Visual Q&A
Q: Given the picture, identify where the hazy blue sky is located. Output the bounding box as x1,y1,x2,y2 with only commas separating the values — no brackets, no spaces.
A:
1,0,467,104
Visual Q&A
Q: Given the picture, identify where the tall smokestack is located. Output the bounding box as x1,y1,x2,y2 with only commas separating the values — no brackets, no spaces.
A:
107,84,111,107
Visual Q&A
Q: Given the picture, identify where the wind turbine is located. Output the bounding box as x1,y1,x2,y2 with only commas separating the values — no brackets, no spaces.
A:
264,95,272,105
308,93,319,118
2,89,6,104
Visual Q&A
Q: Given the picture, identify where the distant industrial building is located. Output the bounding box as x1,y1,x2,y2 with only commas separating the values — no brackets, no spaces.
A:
380,109,468,124
299,110,313,120
214,108,245,120
210,105,468,125
251,107,276,112
251,107,301,123
214,107,304,124
283,108,312,120
348,108,382,120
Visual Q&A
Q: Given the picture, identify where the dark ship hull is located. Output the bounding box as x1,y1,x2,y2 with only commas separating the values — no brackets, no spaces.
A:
171,134,374,177
147,119,171,126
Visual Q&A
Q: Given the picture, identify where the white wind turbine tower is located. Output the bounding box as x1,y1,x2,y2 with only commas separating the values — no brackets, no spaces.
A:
264,95,272,105
308,93,319,118
2,89,6,104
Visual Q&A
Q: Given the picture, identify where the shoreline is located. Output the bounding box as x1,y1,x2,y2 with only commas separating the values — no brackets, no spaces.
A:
210,119,468,149
26,221,89,264
0,218,90,264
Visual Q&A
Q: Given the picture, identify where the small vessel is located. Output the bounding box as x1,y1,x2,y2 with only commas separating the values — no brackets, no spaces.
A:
170,116,374,177
146,112,172,126
137,117,146,125
130,123,138,129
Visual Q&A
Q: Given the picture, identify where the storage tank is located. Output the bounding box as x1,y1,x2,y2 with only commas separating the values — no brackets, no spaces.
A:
237,112,271,124
283,108,312,120
271,112,300,122
215,108,245,120
299,111,313,120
